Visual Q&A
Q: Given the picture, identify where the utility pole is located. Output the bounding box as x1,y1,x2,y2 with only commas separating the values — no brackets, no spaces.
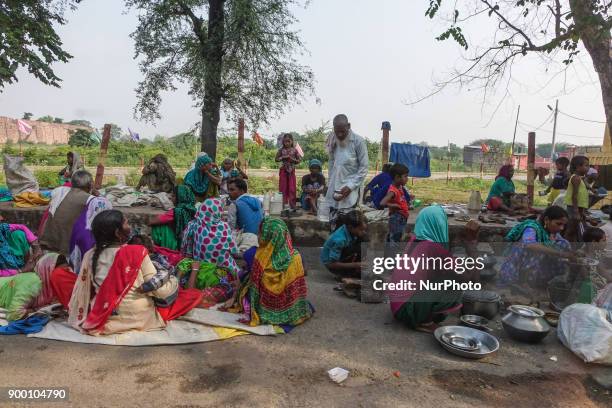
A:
549,100,559,164
511,105,521,156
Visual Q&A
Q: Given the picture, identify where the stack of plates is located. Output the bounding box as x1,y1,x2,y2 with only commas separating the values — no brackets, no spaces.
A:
434,326,499,359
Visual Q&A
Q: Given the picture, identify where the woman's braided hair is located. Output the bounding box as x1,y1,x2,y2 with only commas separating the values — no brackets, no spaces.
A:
90,210,125,274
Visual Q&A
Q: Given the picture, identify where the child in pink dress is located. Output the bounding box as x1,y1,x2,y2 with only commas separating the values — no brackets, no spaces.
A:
275,133,300,210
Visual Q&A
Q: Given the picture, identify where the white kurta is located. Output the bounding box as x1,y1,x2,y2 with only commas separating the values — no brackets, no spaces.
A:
325,131,369,209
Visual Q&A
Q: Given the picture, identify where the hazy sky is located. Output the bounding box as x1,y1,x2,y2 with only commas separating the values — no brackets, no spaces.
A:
0,0,607,147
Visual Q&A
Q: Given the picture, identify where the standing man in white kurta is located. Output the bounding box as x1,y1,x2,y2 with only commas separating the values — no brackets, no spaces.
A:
325,114,369,230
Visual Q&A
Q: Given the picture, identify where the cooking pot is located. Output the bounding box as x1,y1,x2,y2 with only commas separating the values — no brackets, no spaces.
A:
501,305,550,343
461,290,501,320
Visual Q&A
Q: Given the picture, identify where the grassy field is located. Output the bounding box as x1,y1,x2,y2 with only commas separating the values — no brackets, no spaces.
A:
0,169,547,207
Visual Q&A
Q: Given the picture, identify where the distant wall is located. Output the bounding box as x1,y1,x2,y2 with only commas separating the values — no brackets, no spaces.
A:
0,116,91,145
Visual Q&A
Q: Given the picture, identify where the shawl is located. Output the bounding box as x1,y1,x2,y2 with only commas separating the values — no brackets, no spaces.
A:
260,217,293,271
414,206,449,248
173,185,196,242
184,155,213,195
30,252,60,309
0,223,21,270
505,219,554,246
181,198,240,277
77,245,148,333
486,176,515,203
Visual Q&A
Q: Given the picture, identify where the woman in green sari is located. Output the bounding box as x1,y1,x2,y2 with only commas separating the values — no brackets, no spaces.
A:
150,185,197,250
184,155,221,201
486,164,515,212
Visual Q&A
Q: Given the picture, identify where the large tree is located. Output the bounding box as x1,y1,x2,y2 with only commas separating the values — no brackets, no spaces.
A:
0,0,81,89
422,1,612,142
127,0,314,159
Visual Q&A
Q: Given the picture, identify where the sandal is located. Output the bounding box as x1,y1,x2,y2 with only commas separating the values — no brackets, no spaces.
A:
415,322,439,334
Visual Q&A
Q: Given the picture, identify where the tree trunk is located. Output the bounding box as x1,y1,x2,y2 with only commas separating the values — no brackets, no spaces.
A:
200,0,226,159
570,0,612,144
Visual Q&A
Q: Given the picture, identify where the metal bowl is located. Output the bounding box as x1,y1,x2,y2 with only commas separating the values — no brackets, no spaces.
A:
434,326,500,359
501,305,550,343
440,332,481,351
460,315,491,332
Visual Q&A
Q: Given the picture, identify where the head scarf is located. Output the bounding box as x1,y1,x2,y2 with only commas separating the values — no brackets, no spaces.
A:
260,217,294,271
184,155,213,195
505,219,553,246
496,165,514,180
30,252,60,309
309,159,322,169
173,185,196,242
69,151,84,174
414,205,449,248
181,198,240,276
0,223,22,270
151,154,177,180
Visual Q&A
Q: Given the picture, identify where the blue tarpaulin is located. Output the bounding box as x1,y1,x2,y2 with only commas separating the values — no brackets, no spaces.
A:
389,143,431,178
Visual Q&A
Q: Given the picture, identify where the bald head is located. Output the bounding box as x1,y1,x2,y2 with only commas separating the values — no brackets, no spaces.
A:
333,114,351,141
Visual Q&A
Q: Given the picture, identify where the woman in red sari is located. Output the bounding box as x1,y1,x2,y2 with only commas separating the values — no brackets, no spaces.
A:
66,210,203,335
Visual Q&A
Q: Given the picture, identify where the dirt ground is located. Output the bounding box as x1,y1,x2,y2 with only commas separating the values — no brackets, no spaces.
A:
1,248,610,408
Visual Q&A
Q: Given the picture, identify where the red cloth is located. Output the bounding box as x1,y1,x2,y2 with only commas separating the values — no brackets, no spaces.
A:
487,196,504,211
157,288,204,321
82,245,148,332
156,209,175,224
50,266,77,309
279,169,297,207
154,246,183,266
388,184,409,218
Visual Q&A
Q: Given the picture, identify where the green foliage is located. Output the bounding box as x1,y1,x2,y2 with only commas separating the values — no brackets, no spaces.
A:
69,129,99,147
34,170,60,188
67,119,93,128
53,117,63,124
106,123,123,140
0,1,81,88
22,112,33,120
37,115,55,123
127,0,315,157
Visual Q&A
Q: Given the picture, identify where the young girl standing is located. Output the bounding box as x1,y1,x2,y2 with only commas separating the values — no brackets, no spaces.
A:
564,155,590,242
275,133,300,211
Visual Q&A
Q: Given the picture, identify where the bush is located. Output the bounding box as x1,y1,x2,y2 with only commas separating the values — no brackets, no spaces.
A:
126,169,141,187
34,170,61,188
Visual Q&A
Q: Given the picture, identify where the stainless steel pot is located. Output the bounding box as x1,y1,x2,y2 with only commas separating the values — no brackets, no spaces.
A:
461,290,500,320
501,305,550,343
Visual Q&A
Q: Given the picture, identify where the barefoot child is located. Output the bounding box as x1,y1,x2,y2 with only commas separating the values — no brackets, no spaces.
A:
301,159,326,215
320,210,368,279
380,163,410,242
564,155,590,242
275,133,300,211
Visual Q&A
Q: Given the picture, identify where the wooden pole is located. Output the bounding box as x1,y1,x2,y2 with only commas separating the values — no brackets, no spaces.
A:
94,124,112,190
527,132,536,206
446,162,451,184
480,162,484,180
381,121,390,164
550,100,559,166
237,118,245,166
511,105,521,155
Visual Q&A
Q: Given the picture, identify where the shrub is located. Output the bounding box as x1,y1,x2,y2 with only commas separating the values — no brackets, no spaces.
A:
34,170,61,188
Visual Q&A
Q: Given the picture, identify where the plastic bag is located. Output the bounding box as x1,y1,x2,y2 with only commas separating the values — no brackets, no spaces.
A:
594,284,612,312
2,155,39,195
557,303,612,365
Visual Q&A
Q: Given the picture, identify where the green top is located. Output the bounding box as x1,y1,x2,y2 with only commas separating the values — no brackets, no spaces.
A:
486,177,515,206
564,175,589,209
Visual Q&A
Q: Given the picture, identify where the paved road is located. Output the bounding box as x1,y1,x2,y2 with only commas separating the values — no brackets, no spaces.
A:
0,248,607,407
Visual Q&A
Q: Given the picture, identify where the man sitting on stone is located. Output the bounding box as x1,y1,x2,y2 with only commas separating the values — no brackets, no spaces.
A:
136,154,177,193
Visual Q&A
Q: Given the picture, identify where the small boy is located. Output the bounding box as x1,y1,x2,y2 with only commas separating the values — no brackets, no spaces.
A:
380,163,410,242
128,235,178,307
320,210,368,279
301,159,326,215
227,179,264,252
544,157,570,205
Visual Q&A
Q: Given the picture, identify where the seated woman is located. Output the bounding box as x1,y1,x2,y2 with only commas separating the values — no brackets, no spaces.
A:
181,198,243,307
183,155,222,201
499,205,575,289
58,151,84,186
300,159,326,215
0,215,41,276
65,210,203,335
0,253,67,321
231,217,312,326
486,164,515,213
149,185,197,250
389,206,480,333
136,154,177,193
320,210,368,279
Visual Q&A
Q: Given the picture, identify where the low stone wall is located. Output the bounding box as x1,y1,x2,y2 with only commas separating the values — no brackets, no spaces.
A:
0,203,512,246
